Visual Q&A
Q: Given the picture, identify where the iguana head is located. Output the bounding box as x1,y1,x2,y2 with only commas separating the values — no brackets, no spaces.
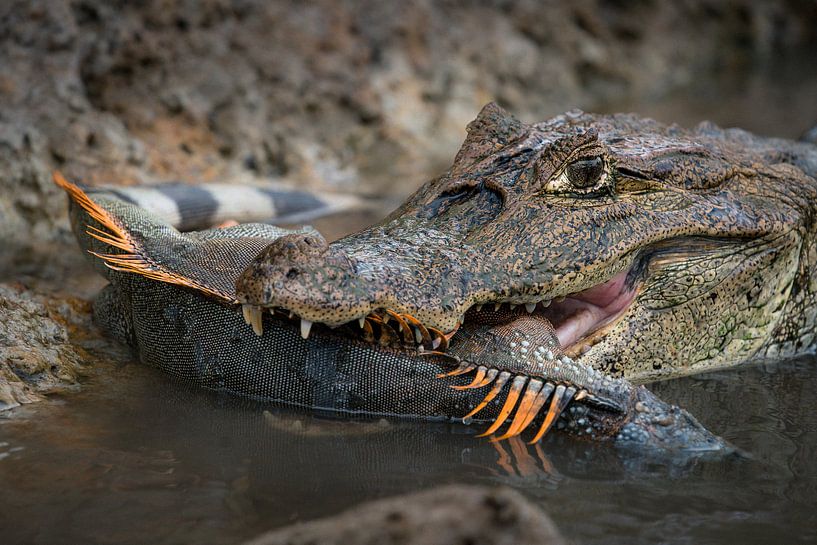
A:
237,103,810,383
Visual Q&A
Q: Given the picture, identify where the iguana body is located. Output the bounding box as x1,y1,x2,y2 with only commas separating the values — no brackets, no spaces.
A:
57,105,817,452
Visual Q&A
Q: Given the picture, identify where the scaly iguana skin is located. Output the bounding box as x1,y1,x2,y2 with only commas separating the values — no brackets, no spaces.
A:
58,104,817,452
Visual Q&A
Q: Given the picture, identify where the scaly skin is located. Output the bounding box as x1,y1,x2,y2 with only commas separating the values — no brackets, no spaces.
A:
56,171,727,452
237,104,817,386
54,98,817,452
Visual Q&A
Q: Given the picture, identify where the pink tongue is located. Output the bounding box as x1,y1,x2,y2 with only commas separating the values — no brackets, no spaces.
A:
572,270,629,308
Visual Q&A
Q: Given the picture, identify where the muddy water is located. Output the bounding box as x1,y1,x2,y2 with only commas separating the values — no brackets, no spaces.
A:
1,355,816,544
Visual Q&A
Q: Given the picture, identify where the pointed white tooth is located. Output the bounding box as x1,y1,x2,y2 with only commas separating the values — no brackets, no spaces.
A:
509,304,517,310
432,336,441,349
494,302,501,311
383,314,390,324
300,319,313,339
540,299,551,307
288,310,294,319
475,304,483,312
358,317,366,328
581,344,592,354
525,303,536,313
250,306,263,337
414,327,423,344
242,304,252,325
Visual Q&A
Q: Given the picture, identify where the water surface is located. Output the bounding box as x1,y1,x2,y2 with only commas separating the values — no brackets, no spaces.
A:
1,355,815,544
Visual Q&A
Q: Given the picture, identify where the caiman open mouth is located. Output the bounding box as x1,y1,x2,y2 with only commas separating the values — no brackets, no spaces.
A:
240,267,640,358
460,269,638,357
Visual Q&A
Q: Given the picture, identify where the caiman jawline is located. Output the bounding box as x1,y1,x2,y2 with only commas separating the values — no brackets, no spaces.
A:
239,268,640,355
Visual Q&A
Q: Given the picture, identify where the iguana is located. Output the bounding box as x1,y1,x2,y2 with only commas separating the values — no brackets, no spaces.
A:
56,104,817,452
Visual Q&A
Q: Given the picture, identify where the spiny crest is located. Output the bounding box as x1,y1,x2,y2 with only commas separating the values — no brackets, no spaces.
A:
53,172,235,304
438,358,593,444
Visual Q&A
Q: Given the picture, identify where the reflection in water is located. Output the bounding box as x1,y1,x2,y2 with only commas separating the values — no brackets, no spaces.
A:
1,356,816,545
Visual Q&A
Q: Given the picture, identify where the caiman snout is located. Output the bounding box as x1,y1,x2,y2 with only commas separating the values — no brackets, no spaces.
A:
244,232,333,285
236,232,373,333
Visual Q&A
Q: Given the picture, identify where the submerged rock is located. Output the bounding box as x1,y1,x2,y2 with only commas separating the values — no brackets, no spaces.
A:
244,484,564,545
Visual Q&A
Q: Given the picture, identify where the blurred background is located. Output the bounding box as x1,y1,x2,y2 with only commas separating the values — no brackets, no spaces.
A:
2,0,817,253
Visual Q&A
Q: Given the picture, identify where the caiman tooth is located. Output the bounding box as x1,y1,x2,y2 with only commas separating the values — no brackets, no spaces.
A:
358,317,366,328
249,306,263,336
427,326,448,351
475,304,483,312
241,304,253,325
529,385,577,444
477,375,528,437
495,379,545,440
401,313,432,347
288,310,294,319
540,299,551,308
525,303,536,313
300,319,313,339
463,371,511,420
494,302,502,311
509,304,517,310
574,389,588,401
452,366,489,390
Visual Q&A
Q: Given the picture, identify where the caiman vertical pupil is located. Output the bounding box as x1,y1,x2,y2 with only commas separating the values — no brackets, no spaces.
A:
566,156,604,189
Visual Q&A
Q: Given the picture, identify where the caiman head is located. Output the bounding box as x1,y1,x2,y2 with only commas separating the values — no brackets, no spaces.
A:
238,103,812,382
235,103,815,451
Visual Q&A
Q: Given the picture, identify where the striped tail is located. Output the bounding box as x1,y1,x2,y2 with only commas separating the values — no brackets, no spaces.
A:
80,180,367,231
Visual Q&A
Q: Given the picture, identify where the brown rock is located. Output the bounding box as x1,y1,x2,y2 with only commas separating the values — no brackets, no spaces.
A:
243,484,564,545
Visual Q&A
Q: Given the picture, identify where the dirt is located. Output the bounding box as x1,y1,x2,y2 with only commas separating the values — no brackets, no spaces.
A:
0,282,95,410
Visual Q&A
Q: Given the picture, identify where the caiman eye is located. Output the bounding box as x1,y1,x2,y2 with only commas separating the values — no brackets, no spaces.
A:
566,156,604,189
545,154,610,197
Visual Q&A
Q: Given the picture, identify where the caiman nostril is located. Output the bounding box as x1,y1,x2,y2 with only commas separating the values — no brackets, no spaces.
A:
286,268,299,279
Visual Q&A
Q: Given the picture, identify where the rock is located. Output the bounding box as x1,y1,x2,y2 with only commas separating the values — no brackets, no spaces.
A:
0,283,93,411
2,0,817,256
243,484,564,545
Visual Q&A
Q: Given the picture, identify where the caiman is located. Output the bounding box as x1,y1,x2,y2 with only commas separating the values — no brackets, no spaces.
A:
55,104,817,453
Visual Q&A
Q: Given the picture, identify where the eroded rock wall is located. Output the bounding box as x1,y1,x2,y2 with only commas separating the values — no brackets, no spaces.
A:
2,0,816,253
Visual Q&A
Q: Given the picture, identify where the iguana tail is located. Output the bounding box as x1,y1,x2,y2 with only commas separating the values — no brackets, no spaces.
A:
54,172,314,302
72,177,366,231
